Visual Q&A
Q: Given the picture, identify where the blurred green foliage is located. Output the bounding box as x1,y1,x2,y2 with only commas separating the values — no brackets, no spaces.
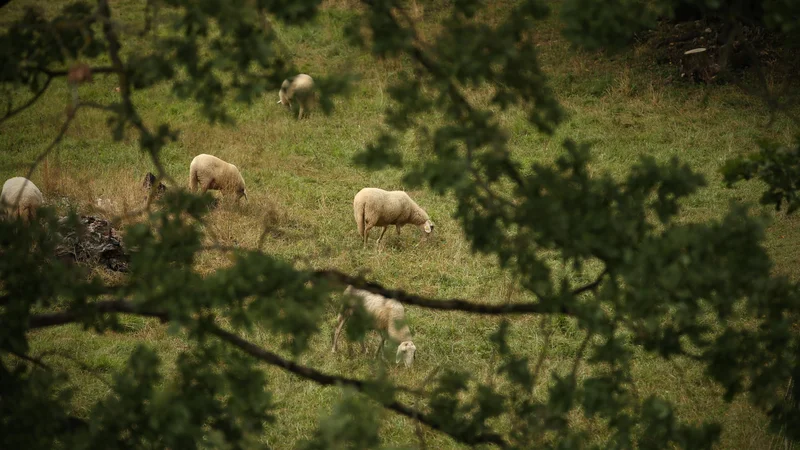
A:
1,0,799,448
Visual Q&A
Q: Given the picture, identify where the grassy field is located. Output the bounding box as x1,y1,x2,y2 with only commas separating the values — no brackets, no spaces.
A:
3,0,800,448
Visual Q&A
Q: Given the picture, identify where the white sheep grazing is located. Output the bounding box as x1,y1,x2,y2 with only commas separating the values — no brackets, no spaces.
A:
353,187,434,248
1,177,43,222
277,74,315,119
189,154,247,202
331,285,417,368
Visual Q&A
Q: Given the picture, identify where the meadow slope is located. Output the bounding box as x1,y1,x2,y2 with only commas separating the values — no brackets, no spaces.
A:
2,0,799,448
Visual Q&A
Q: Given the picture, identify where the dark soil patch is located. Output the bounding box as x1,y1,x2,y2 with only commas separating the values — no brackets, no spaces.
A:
638,19,798,85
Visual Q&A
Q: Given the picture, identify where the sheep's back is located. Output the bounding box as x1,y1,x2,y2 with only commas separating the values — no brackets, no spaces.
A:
355,188,416,226
349,288,404,325
378,191,416,224
1,177,43,207
291,74,314,96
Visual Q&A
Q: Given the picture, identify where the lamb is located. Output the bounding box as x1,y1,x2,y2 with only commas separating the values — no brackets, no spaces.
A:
189,154,247,202
331,285,417,368
277,74,315,119
353,187,434,248
0,177,43,222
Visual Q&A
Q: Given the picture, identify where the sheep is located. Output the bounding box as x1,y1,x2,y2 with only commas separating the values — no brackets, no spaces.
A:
353,187,434,248
331,285,417,368
0,177,43,222
277,74,315,119
189,154,247,203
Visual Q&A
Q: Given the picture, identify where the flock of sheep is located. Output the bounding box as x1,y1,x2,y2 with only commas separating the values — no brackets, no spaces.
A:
1,74,430,368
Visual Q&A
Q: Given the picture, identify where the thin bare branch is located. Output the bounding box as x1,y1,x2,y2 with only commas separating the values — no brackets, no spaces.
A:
15,104,81,207
97,0,172,185
27,299,168,329
80,101,119,113
23,65,117,78
5,348,51,370
38,350,114,389
571,269,609,296
0,75,53,126
570,331,593,382
413,365,442,450
530,315,553,389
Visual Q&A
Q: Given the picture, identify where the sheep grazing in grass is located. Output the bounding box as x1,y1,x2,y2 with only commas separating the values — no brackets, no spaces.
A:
189,154,247,203
331,285,417,368
277,74,315,119
353,187,434,248
1,177,43,222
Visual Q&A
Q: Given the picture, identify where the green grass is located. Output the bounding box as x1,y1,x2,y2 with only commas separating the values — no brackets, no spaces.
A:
2,0,799,448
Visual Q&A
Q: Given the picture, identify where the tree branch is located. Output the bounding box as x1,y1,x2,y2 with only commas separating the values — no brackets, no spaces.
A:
571,269,609,296
5,348,51,370
315,269,584,315
207,325,507,447
28,299,168,329
24,299,508,447
0,75,53,126
23,65,118,78
21,103,82,190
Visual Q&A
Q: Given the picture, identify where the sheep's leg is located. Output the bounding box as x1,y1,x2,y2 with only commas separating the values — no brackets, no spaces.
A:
200,178,214,193
363,225,372,248
376,226,389,249
331,314,348,354
374,335,385,359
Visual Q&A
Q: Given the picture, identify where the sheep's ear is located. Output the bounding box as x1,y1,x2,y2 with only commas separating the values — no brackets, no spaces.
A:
395,347,404,365
276,100,282,104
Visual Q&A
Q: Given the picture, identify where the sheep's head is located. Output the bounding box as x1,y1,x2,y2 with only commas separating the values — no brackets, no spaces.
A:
278,86,291,108
395,341,416,368
421,220,434,235
236,173,247,202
